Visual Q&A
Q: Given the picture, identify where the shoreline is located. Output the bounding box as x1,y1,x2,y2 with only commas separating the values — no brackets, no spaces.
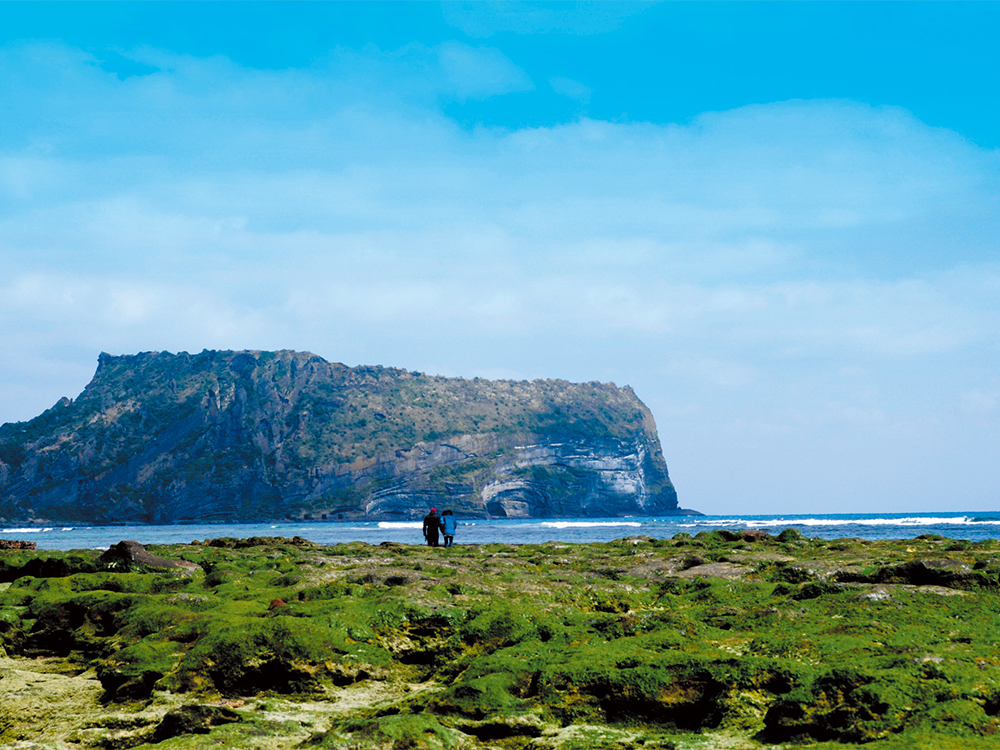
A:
4,510,1000,553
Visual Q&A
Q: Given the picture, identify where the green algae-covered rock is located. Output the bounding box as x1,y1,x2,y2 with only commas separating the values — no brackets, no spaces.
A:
152,704,242,742
3,532,1000,749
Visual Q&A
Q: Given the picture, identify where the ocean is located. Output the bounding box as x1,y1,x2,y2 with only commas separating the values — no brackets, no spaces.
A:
4,512,1000,551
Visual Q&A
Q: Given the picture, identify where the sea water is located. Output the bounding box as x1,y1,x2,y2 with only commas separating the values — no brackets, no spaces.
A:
4,512,1000,551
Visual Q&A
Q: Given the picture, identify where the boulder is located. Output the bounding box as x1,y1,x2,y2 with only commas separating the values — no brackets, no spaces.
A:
99,541,199,572
876,559,975,588
777,528,804,543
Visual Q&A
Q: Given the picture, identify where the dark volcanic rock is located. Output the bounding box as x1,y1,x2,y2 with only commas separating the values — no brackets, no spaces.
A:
0,553,99,583
98,661,167,702
25,601,90,656
99,540,199,572
835,558,980,589
0,350,688,523
152,705,241,742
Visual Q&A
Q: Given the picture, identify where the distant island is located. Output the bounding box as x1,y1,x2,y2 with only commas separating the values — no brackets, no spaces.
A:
0,350,695,524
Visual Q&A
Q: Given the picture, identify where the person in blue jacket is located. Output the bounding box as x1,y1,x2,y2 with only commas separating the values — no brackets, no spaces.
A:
440,509,457,547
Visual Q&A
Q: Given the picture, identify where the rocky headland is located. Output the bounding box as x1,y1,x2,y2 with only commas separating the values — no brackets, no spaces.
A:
0,350,688,524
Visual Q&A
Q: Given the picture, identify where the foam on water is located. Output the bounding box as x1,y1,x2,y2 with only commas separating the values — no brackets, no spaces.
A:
794,516,1000,527
681,515,1000,529
541,521,643,529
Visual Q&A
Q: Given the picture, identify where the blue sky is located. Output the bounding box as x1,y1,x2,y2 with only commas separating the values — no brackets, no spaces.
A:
1,2,998,515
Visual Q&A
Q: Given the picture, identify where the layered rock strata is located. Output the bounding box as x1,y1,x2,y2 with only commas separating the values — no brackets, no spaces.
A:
0,350,688,523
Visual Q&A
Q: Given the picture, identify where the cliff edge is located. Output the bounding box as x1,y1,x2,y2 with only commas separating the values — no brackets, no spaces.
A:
0,350,691,523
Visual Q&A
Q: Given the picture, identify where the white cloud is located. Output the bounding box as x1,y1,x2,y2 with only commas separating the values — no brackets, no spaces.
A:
437,42,534,100
2,41,999,512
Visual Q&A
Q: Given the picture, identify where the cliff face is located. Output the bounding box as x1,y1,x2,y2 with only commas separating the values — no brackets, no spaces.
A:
0,350,685,524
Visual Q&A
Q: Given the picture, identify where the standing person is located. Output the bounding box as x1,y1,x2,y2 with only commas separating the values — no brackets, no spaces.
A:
422,507,441,547
440,509,457,547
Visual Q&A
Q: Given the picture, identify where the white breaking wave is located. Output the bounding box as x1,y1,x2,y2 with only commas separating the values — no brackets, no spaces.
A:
541,521,643,529
378,522,423,529
681,518,746,527
680,516,1000,528
1,527,53,533
795,516,1000,527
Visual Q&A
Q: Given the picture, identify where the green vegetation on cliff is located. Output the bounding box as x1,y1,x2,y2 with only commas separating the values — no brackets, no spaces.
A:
3,532,1000,749
0,350,679,524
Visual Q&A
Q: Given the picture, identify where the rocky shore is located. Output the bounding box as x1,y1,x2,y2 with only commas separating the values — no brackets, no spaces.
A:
2,530,1000,748
0,538,35,550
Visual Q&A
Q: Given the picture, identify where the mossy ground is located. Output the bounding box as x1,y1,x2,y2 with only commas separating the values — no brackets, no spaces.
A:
3,531,1000,749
